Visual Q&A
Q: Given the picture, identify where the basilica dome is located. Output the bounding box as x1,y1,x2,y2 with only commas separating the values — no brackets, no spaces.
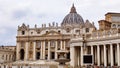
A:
61,4,84,27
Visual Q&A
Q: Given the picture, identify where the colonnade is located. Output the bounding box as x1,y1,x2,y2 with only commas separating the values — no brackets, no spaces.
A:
70,43,120,67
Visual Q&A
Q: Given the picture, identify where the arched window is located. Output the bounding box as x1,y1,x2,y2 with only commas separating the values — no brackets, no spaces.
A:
66,28,70,33
58,30,61,33
112,24,116,28
118,24,120,28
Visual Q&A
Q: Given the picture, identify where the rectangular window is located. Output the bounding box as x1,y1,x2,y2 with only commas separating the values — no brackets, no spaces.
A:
86,28,89,33
22,31,25,35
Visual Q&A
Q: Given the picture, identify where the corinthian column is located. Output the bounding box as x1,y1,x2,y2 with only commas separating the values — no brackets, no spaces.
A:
43,41,45,59
48,41,50,60
25,42,29,60
16,42,20,60
33,41,36,60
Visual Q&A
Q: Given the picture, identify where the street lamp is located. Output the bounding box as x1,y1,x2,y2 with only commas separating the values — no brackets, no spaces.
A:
83,34,86,50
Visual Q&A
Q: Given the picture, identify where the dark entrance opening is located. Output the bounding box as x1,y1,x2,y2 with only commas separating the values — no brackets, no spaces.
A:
67,52,70,59
36,52,40,60
20,49,24,60
51,52,55,59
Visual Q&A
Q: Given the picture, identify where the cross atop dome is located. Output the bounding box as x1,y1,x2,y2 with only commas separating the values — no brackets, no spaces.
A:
70,4,77,13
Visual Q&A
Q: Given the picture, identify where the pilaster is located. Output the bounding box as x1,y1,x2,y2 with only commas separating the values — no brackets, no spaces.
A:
61,40,63,50
64,40,66,50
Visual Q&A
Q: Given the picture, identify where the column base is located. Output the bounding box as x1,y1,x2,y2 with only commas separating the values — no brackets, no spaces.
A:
58,65,67,68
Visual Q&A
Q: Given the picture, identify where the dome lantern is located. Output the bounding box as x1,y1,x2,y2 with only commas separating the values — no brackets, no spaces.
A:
70,4,77,13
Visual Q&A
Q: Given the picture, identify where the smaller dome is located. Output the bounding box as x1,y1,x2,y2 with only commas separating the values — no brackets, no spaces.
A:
84,20,96,28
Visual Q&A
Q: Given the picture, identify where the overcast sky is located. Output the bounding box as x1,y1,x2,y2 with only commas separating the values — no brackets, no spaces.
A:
0,0,120,45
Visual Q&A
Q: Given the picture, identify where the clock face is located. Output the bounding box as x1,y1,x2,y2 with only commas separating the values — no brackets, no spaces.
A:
111,16,120,22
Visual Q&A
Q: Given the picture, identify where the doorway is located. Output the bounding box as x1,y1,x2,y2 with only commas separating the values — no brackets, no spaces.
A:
20,49,24,60
36,52,40,60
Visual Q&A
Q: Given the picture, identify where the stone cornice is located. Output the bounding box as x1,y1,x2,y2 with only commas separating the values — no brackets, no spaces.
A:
87,36,120,42
16,35,71,42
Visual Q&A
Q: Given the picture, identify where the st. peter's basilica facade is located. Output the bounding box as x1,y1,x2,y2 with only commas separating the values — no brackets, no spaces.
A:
0,4,120,68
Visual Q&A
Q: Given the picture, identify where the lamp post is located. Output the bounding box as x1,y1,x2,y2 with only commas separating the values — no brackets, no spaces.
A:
83,34,86,51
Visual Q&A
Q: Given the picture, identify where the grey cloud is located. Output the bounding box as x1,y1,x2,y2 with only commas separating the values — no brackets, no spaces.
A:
13,10,27,18
0,0,120,45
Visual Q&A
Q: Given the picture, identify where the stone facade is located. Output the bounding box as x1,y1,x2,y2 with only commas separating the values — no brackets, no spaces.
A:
0,4,120,68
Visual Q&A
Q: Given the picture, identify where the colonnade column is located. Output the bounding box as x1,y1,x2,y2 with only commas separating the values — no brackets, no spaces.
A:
48,41,50,60
25,42,29,60
91,46,93,65
117,43,120,66
104,45,107,67
55,40,58,59
40,41,42,59
70,46,75,67
110,44,113,66
43,41,45,59
97,45,100,66
33,41,36,60
81,46,83,66
91,46,93,55
16,42,20,60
